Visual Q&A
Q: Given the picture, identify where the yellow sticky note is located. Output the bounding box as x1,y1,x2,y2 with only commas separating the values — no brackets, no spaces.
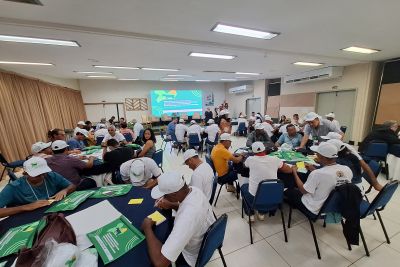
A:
296,161,306,169
128,198,144,205
147,211,166,226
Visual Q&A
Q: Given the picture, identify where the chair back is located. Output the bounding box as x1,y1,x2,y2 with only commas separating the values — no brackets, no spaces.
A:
139,129,144,139
362,180,399,218
209,176,218,205
152,149,164,168
237,122,246,131
253,179,284,211
340,126,347,134
364,142,389,159
189,133,201,146
95,136,104,146
195,214,228,267
0,154,9,166
7,169,18,182
122,132,133,142
205,155,216,175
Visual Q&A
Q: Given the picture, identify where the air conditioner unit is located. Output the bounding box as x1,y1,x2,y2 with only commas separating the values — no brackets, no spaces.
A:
228,85,253,94
284,66,344,84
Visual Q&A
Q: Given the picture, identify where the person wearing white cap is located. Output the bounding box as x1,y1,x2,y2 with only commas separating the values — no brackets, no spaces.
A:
299,112,343,148
46,140,97,190
246,123,274,149
120,157,161,188
237,113,248,134
242,142,293,221
73,121,86,136
188,120,203,142
94,123,108,139
95,118,107,131
101,125,127,147
325,112,340,129
67,128,89,150
321,132,342,140
211,133,243,192
0,157,75,218
31,141,53,159
175,118,189,143
262,115,275,137
204,119,220,144
183,149,214,200
141,171,215,267
276,124,303,148
285,142,352,215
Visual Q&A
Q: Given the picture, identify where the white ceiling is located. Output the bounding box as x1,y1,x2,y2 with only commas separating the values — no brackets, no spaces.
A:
0,0,399,82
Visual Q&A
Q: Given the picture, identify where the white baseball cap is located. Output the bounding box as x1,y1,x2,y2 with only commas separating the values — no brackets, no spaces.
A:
327,139,346,151
76,128,89,137
321,132,342,140
310,142,338,158
130,159,145,181
207,119,214,124
183,149,198,162
77,121,85,125
31,142,51,154
255,123,264,130
325,112,335,118
304,112,321,122
51,140,69,151
190,120,196,125
23,157,52,177
97,123,106,129
179,118,185,123
220,133,231,141
151,171,185,199
251,142,265,153
264,115,272,121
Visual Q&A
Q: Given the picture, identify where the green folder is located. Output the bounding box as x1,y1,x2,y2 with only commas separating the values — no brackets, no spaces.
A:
90,184,133,198
45,191,95,213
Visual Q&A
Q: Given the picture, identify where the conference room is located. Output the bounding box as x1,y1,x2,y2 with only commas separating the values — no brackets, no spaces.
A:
1,1,400,266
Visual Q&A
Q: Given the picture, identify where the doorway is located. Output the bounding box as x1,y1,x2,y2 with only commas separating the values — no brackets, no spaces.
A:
316,90,356,142
246,98,261,117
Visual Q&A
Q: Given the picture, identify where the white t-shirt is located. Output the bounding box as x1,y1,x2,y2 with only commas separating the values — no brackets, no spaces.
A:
332,119,340,129
249,116,256,122
119,158,161,186
302,164,353,214
204,124,219,142
133,122,144,140
94,128,108,139
73,127,81,136
244,155,283,196
188,124,203,140
190,162,214,200
237,117,248,127
161,187,215,266
101,132,126,144
262,122,274,137
175,123,189,142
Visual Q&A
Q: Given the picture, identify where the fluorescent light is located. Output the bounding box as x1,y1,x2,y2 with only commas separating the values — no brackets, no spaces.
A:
195,80,211,82
86,75,116,78
0,61,53,66
0,35,80,47
142,67,179,71
189,52,236,60
163,77,185,80
235,77,250,79
118,78,139,81
212,23,279,40
167,74,192,77
341,46,380,54
75,71,113,74
93,65,139,70
162,79,179,82
221,79,237,81
293,62,323,66
235,72,260,75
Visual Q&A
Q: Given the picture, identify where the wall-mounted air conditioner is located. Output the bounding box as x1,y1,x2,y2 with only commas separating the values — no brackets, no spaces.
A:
228,85,253,94
284,66,344,84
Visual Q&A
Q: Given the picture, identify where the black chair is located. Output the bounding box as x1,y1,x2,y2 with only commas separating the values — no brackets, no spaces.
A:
340,126,347,134
0,154,25,180
95,136,104,146
188,133,203,156
236,122,247,136
152,149,164,172
362,142,389,179
170,132,185,155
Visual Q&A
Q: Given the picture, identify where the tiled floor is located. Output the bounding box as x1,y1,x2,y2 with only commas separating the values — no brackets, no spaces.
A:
158,135,400,267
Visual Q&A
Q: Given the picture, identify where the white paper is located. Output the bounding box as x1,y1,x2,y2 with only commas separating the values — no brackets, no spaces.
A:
66,200,122,250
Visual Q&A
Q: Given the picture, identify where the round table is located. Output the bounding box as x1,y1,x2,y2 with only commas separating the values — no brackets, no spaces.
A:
0,186,171,267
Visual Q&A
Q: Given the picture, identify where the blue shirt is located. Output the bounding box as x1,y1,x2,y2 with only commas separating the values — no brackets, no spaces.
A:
167,121,176,136
0,172,71,207
277,133,302,147
67,138,86,150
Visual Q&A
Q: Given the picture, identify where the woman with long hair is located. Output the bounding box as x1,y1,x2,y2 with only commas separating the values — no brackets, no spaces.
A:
138,128,157,158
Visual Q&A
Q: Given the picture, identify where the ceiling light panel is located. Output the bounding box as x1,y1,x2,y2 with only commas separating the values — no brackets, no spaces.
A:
0,35,79,47
341,46,380,54
0,61,54,66
212,23,279,40
189,52,236,60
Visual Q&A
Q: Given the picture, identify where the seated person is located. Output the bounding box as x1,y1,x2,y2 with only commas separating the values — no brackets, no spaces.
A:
31,141,53,159
137,128,157,158
183,149,214,200
262,115,275,137
175,119,189,143
299,112,343,148
275,124,303,148
94,124,108,139
133,119,144,143
103,139,137,170
119,122,135,142
246,123,274,150
73,121,86,136
0,157,75,218
67,129,88,150
95,118,107,130
237,114,248,135
358,120,400,153
211,133,243,193
204,119,220,145
242,142,293,221
46,140,97,190
285,142,352,216
279,119,300,134
188,120,203,141
101,125,127,146
120,157,161,188
141,171,215,267
47,128,66,142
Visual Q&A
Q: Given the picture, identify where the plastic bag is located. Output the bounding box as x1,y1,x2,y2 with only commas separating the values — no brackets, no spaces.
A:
42,240,79,267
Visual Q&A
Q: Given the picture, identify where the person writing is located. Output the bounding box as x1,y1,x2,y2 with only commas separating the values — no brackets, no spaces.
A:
0,157,75,218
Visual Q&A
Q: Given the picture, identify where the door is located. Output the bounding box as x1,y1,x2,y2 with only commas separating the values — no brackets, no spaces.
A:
316,90,356,142
246,98,261,117
85,103,125,123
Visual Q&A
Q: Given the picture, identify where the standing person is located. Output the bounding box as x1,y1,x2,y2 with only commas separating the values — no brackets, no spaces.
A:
211,133,243,193
175,119,189,143
204,108,213,123
325,113,340,129
119,122,135,143
101,125,127,146
120,157,161,187
205,119,220,145
166,118,178,138
183,149,214,200
188,120,203,141
262,115,275,137
219,110,231,133
138,128,157,158
31,142,53,159
67,129,89,150
276,124,303,148
73,121,86,136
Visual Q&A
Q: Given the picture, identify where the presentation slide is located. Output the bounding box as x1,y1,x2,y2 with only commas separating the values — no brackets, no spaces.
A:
150,90,202,116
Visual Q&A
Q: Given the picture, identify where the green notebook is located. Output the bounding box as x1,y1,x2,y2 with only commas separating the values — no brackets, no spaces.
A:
87,216,145,264
45,190,95,213
90,184,133,198
0,221,39,258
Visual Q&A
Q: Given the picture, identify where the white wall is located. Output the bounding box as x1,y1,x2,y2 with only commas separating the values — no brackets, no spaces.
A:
79,80,226,122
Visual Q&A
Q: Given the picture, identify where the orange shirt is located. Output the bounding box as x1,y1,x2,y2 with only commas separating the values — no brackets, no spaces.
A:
211,143,234,177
